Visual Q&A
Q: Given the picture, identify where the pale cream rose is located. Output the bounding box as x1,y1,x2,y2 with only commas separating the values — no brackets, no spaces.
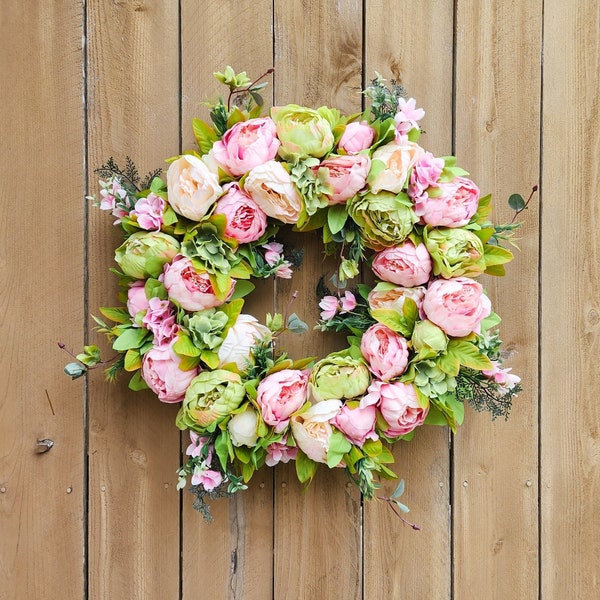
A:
217,314,270,371
243,160,303,224
369,141,424,194
227,404,259,447
290,399,342,464
167,154,222,221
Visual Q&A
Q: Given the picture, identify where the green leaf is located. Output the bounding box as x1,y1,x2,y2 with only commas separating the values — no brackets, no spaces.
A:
64,362,86,379
287,313,309,334
295,450,318,484
128,369,149,391
112,327,149,351
484,244,513,267
508,193,525,211
370,308,411,337
326,430,352,468
220,298,245,329
200,350,219,369
230,280,255,300
172,333,201,358
124,349,142,371
447,340,492,371
214,431,231,471
192,118,218,155
480,311,501,332
99,306,131,324
327,204,348,235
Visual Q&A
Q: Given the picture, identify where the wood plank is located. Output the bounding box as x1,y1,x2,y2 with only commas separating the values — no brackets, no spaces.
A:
273,2,364,599
363,1,454,598
86,2,181,598
453,1,541,598
179,2,275,599
0,2,85,599
541,2,600,597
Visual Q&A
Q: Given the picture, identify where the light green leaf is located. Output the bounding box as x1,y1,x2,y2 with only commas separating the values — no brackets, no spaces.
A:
327,204,348,235
112,327,149,351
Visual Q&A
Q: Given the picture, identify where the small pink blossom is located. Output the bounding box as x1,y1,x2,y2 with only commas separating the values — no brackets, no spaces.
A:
131,193,166,231
340,291,357,312
98,177,130,224
319,291,356,321
394,97,425,138
482,361,521,392
319,295,339,320
191,466,223,491
265,437,298,467
185,431,212,459
263,242,293,278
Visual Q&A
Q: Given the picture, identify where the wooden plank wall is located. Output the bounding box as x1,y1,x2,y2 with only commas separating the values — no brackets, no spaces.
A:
1,1,598,598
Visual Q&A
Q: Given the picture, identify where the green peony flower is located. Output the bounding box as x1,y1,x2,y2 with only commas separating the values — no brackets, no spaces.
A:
347,191,418,251
424,227,486,279
115,231,180,279
271,104,334,160
310,353,371,401
176,370,246,432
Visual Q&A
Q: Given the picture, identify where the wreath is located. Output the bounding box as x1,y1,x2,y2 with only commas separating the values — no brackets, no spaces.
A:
63,67,526,523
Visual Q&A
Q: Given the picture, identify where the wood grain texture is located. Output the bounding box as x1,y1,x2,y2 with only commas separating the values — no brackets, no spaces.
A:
273,1,363,599
86,2,181,598
0,2,85,599
453,1,541,598
180,3,275,599
363,2,454,598
541,2,600,597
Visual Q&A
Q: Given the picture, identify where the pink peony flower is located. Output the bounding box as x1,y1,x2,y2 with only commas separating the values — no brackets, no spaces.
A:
422,277,492,337
371,241,432,287
290,399,342,464
316,154,370,205
141,339,198,403
142,297,179,345
332,402,378,447
257,369,310,433
408,151,445,201
191,466,223,491
367,380,428,438
338,121,375,154
213,183,268,243
163,255,233,312
265,437,298,467
369,140,424,194
131,192,166,231
127,281,150,320
413,176,480,228
212,117,280,177
360,323,409,381
166,154,222,221
244,160,303,224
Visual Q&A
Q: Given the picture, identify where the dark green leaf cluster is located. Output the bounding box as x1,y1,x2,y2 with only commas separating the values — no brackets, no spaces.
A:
188,483,233,523
363,73,406,121
95,156,161,193
455,369,519,420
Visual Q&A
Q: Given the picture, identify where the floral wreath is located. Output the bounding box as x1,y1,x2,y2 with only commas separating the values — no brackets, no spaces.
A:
64,67,527,523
